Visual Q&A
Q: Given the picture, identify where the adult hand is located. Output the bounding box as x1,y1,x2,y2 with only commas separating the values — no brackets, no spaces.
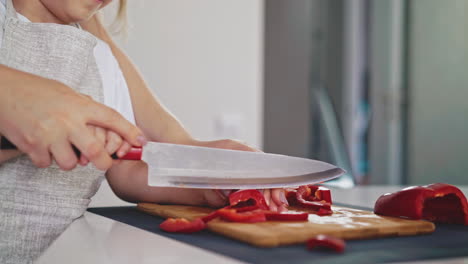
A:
192,139,288,212
0,65,146,171
78,126,132,167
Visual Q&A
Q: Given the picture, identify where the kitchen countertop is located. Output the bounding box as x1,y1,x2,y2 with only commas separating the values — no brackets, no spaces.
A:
36,182,468,264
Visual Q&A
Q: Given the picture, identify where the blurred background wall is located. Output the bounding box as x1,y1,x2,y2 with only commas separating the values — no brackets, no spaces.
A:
104,0,468,187
105,0,264,148
406,0,468,185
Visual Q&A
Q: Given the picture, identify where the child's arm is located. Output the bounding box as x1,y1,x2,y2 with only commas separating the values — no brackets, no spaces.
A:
81,16,288,211
81,16,260,151
81,16,194,145
105,160,228,208
106,159,287,211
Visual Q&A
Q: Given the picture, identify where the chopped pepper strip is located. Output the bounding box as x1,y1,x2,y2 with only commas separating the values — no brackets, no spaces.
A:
316,207,333,216
264,211,309,221
296,186,332,215
301,185,333,204
285,189,299,205
202,185,334,224
200,210,221,223
229,189,269,210
202,208,308,223
233,205,261,212
316,186,332,204
374,183,468,225
297,185,312,198
159,218,206,233
217,208,266,223
307,234,346,253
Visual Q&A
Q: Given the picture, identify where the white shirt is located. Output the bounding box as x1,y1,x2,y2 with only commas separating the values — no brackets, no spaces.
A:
0,0,136,125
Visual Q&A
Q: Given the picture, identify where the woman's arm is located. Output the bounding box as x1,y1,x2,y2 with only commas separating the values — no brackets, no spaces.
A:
0,64,145,169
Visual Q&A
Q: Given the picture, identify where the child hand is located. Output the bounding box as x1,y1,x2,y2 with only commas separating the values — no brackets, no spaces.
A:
192,139,288,212
201,188,288,213
201,189,231,208
261,188,289,212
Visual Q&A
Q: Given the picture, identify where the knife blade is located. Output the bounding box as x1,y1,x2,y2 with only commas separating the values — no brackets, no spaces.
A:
0,137,345,189
139,142,345,189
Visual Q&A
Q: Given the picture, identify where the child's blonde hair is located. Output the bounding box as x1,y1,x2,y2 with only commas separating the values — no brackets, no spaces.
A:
110,0,127,34
116,0,127,24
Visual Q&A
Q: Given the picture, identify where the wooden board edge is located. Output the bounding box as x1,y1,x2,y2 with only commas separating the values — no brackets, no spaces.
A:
207,223,281,248
136,203,437,248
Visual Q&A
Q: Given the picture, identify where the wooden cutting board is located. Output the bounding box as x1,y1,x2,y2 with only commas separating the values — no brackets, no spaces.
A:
137,203,435,248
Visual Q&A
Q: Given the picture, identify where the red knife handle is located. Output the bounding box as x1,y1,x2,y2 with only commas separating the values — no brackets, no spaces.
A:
120,147,143,160
0,136,142,161
0,136,15,149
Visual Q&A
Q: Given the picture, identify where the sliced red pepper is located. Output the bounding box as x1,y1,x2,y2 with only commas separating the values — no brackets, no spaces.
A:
316,186,332,204
285,189,299,205
296,185,332,213
229,197,261,212
374,183,468,225
217,208,266,223
297,185,312,199
202,208,308,223
159,218,206,233
307,234,346,253
229,189,269,210
234,205,260,212
316,207,333,216
297,199,332,212
199,204,253,223
203,186,333,224
200,210,220,223
301,185,332,204
264,211,309,221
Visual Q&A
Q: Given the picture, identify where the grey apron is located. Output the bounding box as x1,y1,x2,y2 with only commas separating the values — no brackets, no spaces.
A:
0,0,105,263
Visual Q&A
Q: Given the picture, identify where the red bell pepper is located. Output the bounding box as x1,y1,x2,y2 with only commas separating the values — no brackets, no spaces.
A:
264,211,309,221
316,207,333,216
285,189,299,205
200,210,221,223
202,186,333,224
301,185,333,204
295,185,333,215
232,204,261,212
286,185,332,203
201,205,261,223
229,189,269,210
374,183,468,225
160,218,206,233
307,234,346,253
316,186,332,204
217,208,267,223
202,208,309,223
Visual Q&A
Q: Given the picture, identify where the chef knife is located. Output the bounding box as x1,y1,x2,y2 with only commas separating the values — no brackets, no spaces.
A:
0,137,344,189
138,142,344,189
